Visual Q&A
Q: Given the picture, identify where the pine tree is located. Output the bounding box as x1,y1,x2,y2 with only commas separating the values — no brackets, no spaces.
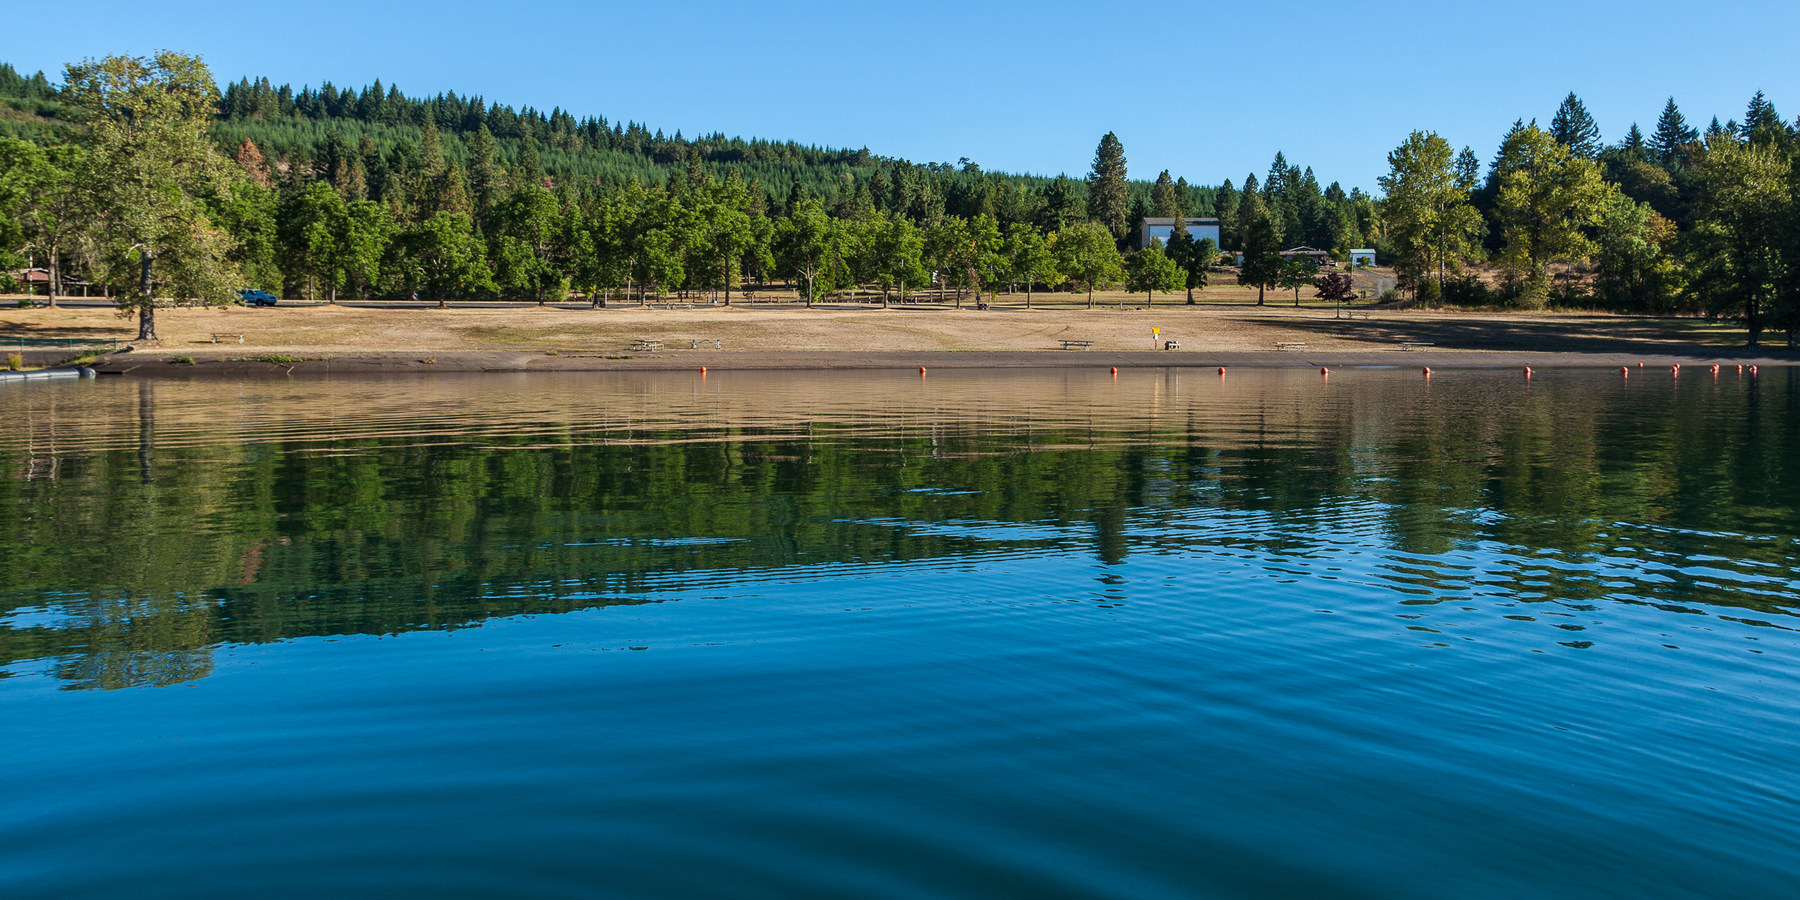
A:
466,124,502,220
1549,92,1602,158
1651,98,1698,166
1454,146,1480,190
1621,124,1649,160
1151,170,1181,218
1085,132,1129,241
516,135,544,188
1741,90,1789,147
1214,179,1239,250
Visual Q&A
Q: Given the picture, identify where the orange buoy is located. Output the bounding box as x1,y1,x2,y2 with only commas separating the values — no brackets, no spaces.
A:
1422,367,1432,377
919,366,927,375
1671,365,1680,376
1737,364,1744,374
1638,362,1644,367
1620,366,1629,376
1110,366,1118,375
1218,367,1226,376
1320,367,1329,376
1524,366,1532,378
1751,365,1759,376
700,366,707,374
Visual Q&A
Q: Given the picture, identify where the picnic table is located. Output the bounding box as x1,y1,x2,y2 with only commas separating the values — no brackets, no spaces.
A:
210,332,245,344
1276,341,1308,351
1400,342,1434,351
630,339,663,352
1060,339,1093,351
689,339,722,350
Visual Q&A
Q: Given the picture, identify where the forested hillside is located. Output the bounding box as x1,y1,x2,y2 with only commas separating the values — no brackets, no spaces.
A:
3,55,1799,347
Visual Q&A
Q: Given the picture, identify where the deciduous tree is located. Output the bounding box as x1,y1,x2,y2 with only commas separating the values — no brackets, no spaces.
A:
64,52,242,340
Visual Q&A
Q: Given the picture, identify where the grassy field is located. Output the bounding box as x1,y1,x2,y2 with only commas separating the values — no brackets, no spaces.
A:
0,289,1759,360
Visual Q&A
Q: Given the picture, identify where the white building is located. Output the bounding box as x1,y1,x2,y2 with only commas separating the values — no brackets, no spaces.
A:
1349,249,1377,267
1139,217,1222,250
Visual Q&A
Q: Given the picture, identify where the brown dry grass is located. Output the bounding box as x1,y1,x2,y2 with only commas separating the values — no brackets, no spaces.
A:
0,290,1754,358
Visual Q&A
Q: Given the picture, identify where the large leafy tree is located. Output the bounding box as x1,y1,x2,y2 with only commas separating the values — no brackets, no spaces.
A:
1686,136,1790,345
492,183,567,303
1086,132,1129,241
1124,239,1183,306
279,180,346,300
1491,124,1608,303
1052,222,1121,308
869,213,926,307
1277,258,1315,306
775,197,835,306
1004,223,1056,309
396,211,493,306
0,139,86,306
64,52,242,340
1378,131,1485,304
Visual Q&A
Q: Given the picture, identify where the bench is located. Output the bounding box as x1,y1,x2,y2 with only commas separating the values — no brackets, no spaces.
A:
1346,309,1371,319
1276,341,1308,351
630,339,664,352
1163,340,1181,351
1060,339,1093,351
1400,342,1434,351
210,333,245,344
688,339,722,350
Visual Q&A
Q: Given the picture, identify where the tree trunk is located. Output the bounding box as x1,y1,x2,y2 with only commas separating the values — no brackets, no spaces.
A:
137,251,157,342
1087,285,1094,309
1257,286,1265,305
47,246,59,309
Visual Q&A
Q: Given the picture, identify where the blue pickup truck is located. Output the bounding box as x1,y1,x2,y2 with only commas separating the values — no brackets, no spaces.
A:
237,289,278,307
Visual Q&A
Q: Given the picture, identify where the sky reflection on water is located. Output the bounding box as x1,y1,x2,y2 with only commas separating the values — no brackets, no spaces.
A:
2,368,1798,897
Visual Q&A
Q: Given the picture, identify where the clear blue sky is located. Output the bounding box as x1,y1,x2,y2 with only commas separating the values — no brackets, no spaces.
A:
12,0,1797,192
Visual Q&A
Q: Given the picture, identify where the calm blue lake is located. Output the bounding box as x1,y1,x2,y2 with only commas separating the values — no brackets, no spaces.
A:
2,367,1798,898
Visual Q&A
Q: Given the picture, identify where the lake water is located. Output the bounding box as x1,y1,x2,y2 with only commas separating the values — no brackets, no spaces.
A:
3,367,1798,898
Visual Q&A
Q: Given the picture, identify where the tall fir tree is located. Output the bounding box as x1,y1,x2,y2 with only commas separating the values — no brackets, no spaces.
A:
1151,170,1182,218
1651,97,1698,166
1741,90,1789,147
1549,92,1602,157
1620,124,1649,160
1085,132,1129,241
465,124,503,221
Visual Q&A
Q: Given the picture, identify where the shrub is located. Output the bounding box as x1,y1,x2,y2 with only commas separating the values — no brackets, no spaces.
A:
5,353,22,371
1441,274,1502,307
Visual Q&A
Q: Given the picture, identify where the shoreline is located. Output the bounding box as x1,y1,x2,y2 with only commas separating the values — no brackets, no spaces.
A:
53,347,1797,377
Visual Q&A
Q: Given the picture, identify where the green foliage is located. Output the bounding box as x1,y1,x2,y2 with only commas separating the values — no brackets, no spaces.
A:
1086,132,1129,240
1379,131,1485,302
1550,92,1603,158
1124,240,1183,305
1491,124,1608,304
1052,222,1122,308
64,52,244,339
1237,203,1283,305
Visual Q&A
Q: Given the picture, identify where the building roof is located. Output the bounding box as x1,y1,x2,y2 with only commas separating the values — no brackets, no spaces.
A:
1141,217,1222,226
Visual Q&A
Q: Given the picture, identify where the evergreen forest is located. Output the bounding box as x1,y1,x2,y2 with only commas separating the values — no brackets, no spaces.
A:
2,55,1799,345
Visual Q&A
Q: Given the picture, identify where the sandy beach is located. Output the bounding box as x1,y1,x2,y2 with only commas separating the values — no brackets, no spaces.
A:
2,292,1787,375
